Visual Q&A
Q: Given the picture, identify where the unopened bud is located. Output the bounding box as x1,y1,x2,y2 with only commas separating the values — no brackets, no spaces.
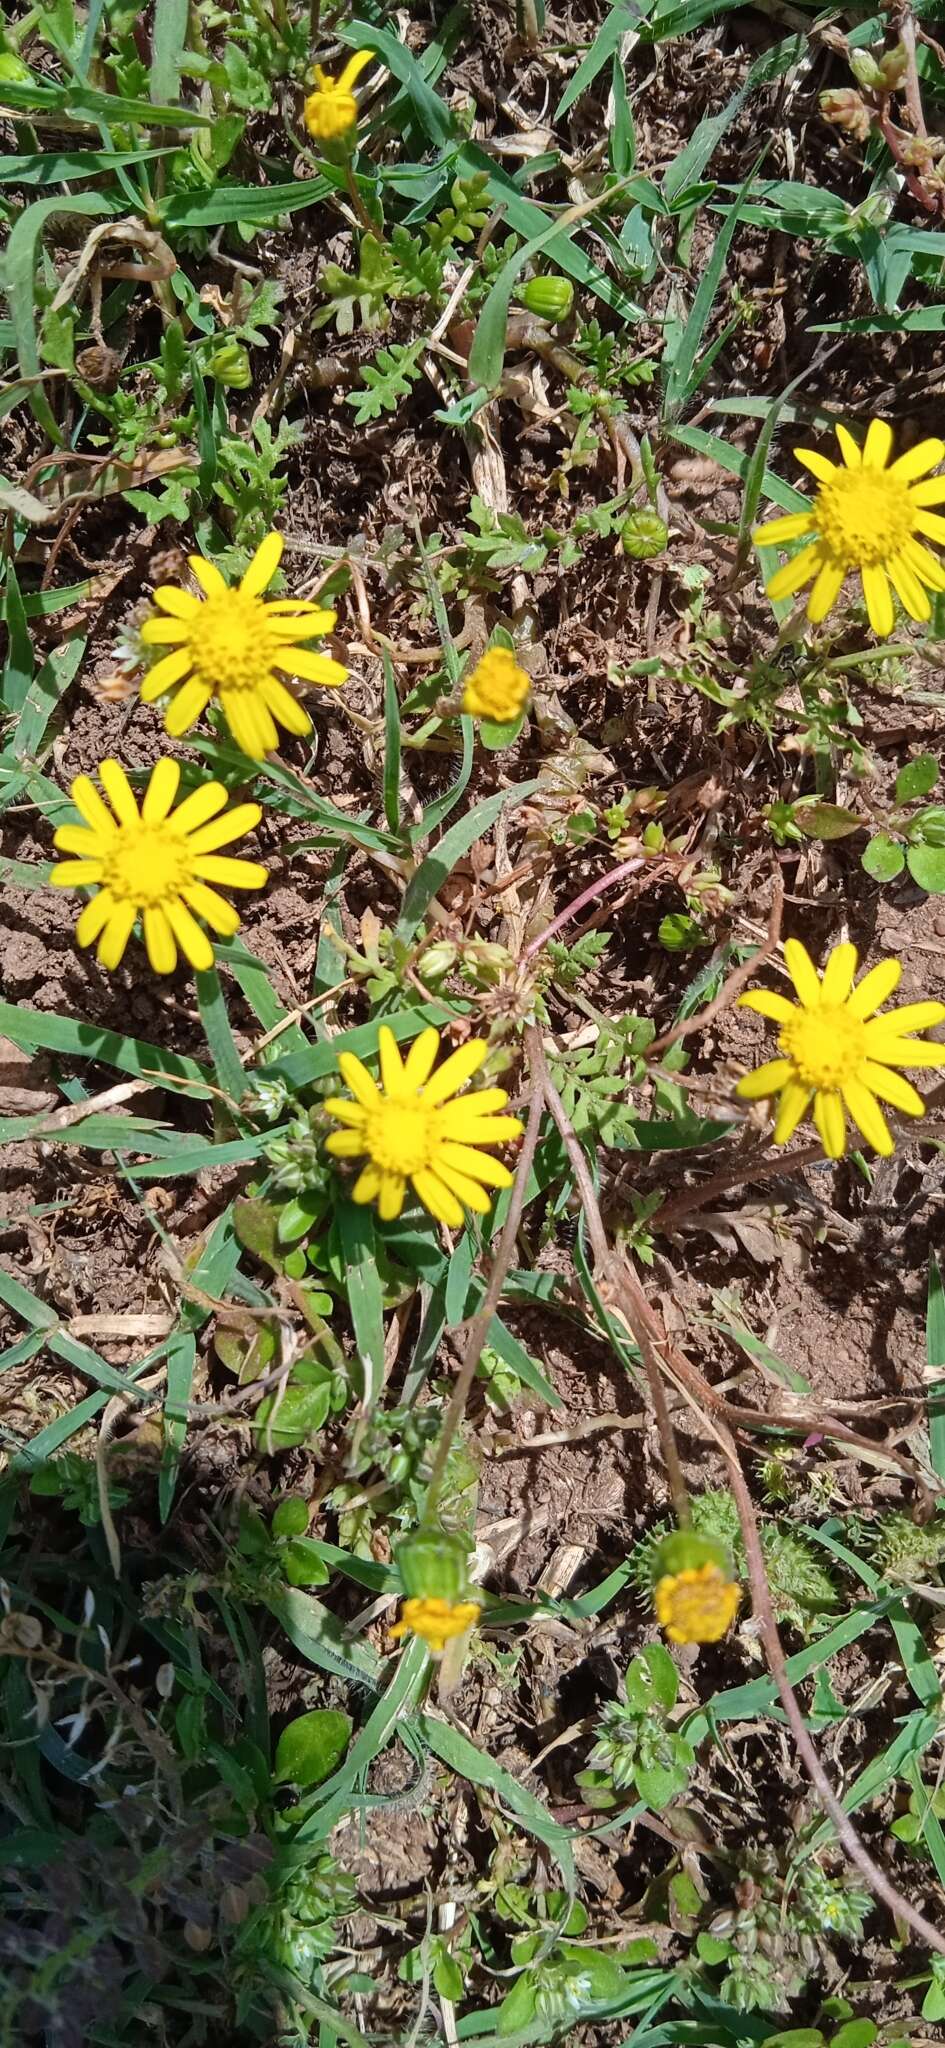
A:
877,43,908,90
849,48,884,89
208,341,252,389
517,275,575,323
820,87,872,142
621,509,668,560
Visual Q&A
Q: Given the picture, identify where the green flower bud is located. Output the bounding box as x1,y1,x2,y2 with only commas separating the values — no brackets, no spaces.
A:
878,42,908,89
849,48,884,89
417,941,458,981
649,1528,733,1586
208,341,252,389
396,1525,472,1602
517,275,575,323
621,510,668,560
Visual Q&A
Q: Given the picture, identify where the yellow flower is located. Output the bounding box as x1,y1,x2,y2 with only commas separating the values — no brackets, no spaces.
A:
323,1024,524,1225
389,1595,481,1656
462,647,531,723
303,48,374,143
655,1564,741,1646
138,531,347,761
50,757,266,975
753,419,945,637
737,940,945,1159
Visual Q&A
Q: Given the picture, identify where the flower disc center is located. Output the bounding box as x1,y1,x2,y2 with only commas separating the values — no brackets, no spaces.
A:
190,591,273,694
779,1004,866,1088
363,1097,437,1174
103,825,192,908
815,467,914,568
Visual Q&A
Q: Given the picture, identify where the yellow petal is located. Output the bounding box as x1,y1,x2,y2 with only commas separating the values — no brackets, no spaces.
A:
337,45,375,90
862,418,893,469
99,758,139,826
765,541,823,602
324,1130,367,1157
97,900,137,970
861,563,893,636
888,554,931,622
50,859,103,885
433,1162,491,1212
164,898,214,972
188,554,228,598
752,512,814,547
840,1078,893,1155
794,447,837,483
143,905,177,975
847,958,902,1018
172,783,230,836
181,881,241,935
142,757,181,823
75,890,113,948
772,1080,811,1143
274,648,349,688
139,617,192,645
53,824,102,857
421,1040,489,1106
736,1058,795,1101
909,477,945,507
260,674,313,736
191,854,267,890
914,510,945,548
819,942,858,1004
163,677,213,735
140,649,194,701
378,1025,405,1093
437,1110,522,1142
806,558,845,624
438,1141,514,1188
737,989,796,1023
813,1089,846,1158
411,1167,464,1227
187,804,262,854
337,1050,381,1107
902,537,945,591
69,776,116,837
220,689,277,758
352,1164,382,1205
403,1028,441,1089
865,1000,945,1037
152,584,200,616
860,1062,924,1116
377,1170,405,1221
861,1038,945,1069
835,423,861,469
323,1098,368,1128
891,437,945,481
446,1086,510,1117
241,531,283,598
783,938,821,1008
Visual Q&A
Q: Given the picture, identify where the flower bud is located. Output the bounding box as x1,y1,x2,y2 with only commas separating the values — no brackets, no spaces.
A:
820,87,871,141
517,275,575,323
877,42,908,89
396,1525,472,1602
649,1528,732,1584
849,48,884,89
208,342,252,390
621,510,668,560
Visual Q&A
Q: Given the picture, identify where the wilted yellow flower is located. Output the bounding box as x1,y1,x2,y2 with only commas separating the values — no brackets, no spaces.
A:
390,1596,481,1656
655,1564,741,1645
138,531,347,761
50,757,266,974
462,648,531,723
737,940,945,1158
323,1023,523,1225
754,419,945,636
304,47,374,143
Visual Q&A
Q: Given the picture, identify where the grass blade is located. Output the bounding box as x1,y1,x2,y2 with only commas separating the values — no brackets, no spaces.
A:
927,1253,945,1486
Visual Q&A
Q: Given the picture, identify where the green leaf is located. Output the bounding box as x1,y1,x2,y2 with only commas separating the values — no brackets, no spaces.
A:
6,194,120,442
256,1374,332,1451
861,833,905,882
907,842,945,893
927,1255,945,1485
662,160,761,423
625,1642,678,1713
196,966,245,1101
150,0,188,102
383,651,402,835
479,710,526,751
895,752,939,803
337,1201,385,1409
396,779,539,941
274,1708,352,1787
793,801,862,842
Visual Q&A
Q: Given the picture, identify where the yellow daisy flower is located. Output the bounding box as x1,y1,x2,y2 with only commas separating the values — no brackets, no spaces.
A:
737,940,945,1159
462,648,531,724
753,419,945,637
323,1023,524,1225
303,47,374,143
138,531,348,761
389,1595,481,1657
655,1564,741,1646
50,757,267,975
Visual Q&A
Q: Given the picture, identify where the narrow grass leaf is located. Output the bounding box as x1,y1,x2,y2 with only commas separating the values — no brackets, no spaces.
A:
150,0,189,103
6,195,121,442
196,966,245,1103
662,162,761,424
337,1201,386,1409
927,1254,945,1485
420,1714,576,1884
0,1001,212,1095
397,781,539,941
382,652,402,835
2,562,34,715
159,1332,195,1522
12,635,86,758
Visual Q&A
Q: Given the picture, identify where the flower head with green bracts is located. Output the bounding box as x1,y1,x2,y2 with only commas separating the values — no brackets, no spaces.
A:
323,1024,523,1225
303,48,374,143
753,420,945,637
650,1531,740,1646
138,531,347,761
50,758,266,974
461,648,531,724
737,940,945,1158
